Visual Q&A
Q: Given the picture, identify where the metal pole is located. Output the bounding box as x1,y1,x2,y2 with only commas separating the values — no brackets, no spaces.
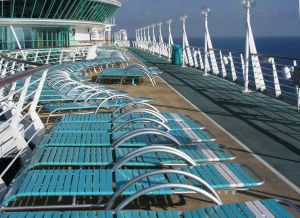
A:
203,11,208,76
147,26,151,44
180,15,187,68
167,19,173,61
10,26,25,59
243,1,251,93
152,24,156,54
158,22,163,57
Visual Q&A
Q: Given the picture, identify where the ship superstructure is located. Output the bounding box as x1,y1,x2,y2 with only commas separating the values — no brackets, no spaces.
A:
0,0,121,50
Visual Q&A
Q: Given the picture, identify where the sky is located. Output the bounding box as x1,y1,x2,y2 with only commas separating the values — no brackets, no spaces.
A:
113,0,300,38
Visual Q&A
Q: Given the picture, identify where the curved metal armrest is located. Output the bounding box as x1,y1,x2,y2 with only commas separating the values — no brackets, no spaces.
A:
112,145,197,170
111,128,181,148
106,169,222,210
95,95,133,113
113,109,167,124
112,184,222,211
84,90,113,102
113,102,160,115
112,118,170,133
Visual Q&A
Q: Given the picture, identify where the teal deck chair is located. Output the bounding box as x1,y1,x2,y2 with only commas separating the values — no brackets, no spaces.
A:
1,199,298,217
60,112,196,123
50,118,204,133
40,128,214,147
28,144,236,168
1,163,264,207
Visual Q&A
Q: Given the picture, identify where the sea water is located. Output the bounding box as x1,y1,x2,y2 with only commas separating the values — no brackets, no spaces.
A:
173,36,300,59
164,37,299,100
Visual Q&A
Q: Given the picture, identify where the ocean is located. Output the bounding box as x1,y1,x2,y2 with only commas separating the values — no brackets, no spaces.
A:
172,36,300,59
132,36,300,99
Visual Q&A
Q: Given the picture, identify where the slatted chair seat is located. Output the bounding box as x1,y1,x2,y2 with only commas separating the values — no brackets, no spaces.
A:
2,163,262,206
61,113,112,122
30,147,114,167
0,199,295,217
112,129,215,147
112,119,204,131
28,144,235,168
115,144,234,166
39,95,75,103
51,119,203,133
41,97,154,113
1,170,113,206
52,122,112,132
60,112,194,123
42,102,100,112
115,163,260,195
99,68,146,78
113,112,195,123
40,132,110,147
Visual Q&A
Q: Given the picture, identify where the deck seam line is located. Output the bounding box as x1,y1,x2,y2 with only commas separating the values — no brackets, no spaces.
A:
128,49,300,194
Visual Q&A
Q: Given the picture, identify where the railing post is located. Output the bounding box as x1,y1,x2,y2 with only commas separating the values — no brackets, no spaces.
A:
167,19,174,62
243,0,251,92
229,52,237,81
220,51,227,78
202,8,219,75
29,69,48,131
198,49,204,70
203,10,209,76
151,24,156,54
294,61,300,111
193,48,199,68
158,22,164,57
147,25,151,52
267,58,281,97
180,15,188,68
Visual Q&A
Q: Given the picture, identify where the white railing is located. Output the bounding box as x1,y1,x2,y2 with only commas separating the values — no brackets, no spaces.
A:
133,38,300,109
0,55,49,198
5,46,91,65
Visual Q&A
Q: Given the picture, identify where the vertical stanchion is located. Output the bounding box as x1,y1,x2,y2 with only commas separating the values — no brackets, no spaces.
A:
180,15,188,68
152,24,157,54
202,9,209,76
158,22,164,57
167,19,174,62
242,0,253,93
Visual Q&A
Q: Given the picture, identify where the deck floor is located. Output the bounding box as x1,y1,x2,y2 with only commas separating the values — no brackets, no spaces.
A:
128,47,300,192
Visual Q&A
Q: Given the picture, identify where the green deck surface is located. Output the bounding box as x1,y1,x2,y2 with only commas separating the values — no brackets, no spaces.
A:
129,47,300,188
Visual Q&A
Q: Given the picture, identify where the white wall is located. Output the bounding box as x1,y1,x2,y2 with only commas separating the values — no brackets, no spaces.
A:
74,27,90,42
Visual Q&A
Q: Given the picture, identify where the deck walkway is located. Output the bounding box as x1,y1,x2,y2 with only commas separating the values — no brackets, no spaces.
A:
129,47,300,188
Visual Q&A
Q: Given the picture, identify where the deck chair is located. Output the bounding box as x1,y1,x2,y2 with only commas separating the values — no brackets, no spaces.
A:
41,97,154,125
28,144,236,169
97,64,160,86
1,163,264,208
51,113,204,133
1,199,298,217
39,127,215,147
60,111,195,123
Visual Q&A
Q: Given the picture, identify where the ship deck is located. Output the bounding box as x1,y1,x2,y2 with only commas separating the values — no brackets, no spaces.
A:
110,48,300,208
1,46,300,215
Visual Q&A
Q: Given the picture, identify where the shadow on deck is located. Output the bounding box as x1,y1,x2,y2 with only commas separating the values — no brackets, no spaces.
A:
129,47,300,188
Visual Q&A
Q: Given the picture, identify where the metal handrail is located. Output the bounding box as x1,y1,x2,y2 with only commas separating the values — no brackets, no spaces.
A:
0,64,49,89
188,45,300,61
